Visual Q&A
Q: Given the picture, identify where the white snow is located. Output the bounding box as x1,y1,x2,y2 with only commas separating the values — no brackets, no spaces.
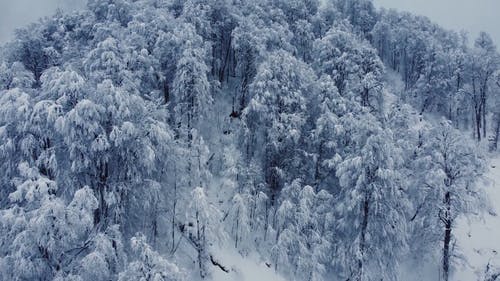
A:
454,156,500,280
210,248,288,281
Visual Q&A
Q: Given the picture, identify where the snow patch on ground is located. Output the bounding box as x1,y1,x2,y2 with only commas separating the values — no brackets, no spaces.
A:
210,248,288,281
454,156,500,280
384,69,405,95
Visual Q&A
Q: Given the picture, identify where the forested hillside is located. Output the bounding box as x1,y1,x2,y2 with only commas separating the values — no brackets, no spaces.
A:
0,0,499,280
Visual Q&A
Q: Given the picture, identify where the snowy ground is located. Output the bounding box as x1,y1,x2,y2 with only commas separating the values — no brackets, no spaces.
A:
454,156,500,280
209,248,287,281
208,155,500,281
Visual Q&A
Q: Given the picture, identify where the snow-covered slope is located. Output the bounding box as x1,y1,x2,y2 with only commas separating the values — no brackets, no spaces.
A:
455,156,500,280
210,248,287,281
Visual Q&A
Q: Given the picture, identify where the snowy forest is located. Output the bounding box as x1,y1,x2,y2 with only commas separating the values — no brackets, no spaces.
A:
0,0,500,280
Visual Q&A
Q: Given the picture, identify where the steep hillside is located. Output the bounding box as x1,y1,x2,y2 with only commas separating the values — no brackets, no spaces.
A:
0,1,498,281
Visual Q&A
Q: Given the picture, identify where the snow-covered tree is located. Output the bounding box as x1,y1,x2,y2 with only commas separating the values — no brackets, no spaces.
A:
172,31,212,141
310,75,345,191
0,175,98,280
0,61,35,90
40,67,86,109
243,50,315,201
185,187,222,278
119,234,185,281
232,16,266,112
313,26,384,109
468,32,499,140
227,193,251,250
335,125,408,281
416,120,485,281
0,1,494,280
84,36,134,88
272,180,331,281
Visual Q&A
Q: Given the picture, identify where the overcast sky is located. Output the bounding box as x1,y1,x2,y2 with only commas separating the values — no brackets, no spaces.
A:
0,0,86,44
373,0,500,46
0,0,499,47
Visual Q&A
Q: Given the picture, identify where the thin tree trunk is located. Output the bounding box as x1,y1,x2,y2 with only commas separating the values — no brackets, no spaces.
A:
482,94,487,139
477,111,482,141
442,191,452,281
172,169,178,251
357,195,370,281
482,76,490,139
494,117,500,151
314,142,324,192
196,211,205,279
219,36,232,83
235,208,240,248
163,81,170,104
95,162,109,228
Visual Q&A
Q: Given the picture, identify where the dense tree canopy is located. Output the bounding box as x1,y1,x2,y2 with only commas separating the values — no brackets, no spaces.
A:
0,0,496,280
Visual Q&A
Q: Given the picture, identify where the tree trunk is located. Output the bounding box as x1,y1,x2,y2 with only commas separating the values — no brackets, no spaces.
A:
362,88,369,107
95,161,109,228
314,141,324,192
172,169,178,252
476,108,482,141
219,36,232,83
482,78,489,139
482,96,487,139
442,191,452,281
163,81,170,104
235,208,240,248
357,195,370,281
196,211,206,279
473,78,482,141
264,200,269,241
493,117,500,151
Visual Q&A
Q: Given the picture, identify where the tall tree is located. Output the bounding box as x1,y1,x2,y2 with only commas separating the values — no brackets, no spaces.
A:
418,120,484,281
335,123,408,281
172,30,212,141
243,50,315,202
185,187,221,279
469,32,499,140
